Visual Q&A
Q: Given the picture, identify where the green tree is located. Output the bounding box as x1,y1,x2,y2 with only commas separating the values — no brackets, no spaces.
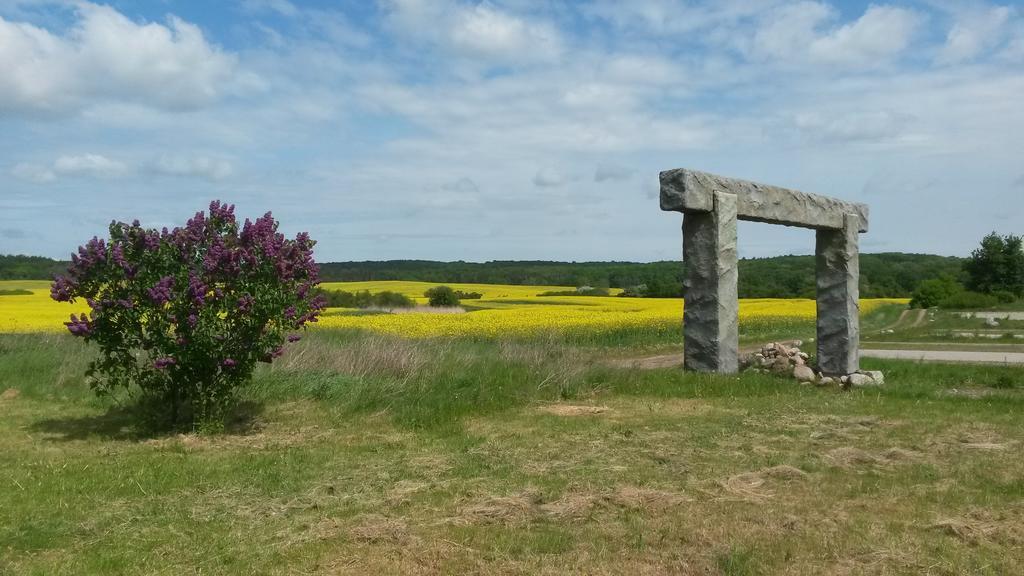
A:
964,233,1024,297
425,285,460,307
910,277,962,309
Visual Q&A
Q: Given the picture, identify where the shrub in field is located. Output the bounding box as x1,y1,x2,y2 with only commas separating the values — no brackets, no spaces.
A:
50,201,324,428
539,287,610,297
991,290,1018,304
425,285,459,307
453,290,483,300
938,290,999,310
315,288,414,309
910,277,962,309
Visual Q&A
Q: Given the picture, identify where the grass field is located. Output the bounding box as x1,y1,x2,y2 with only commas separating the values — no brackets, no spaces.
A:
2,329,1024,575
4,280,1022,574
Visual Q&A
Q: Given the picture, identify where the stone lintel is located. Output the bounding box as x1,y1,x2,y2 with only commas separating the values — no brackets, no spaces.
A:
816,213,861,375
683,191,739,373
660,168,869,233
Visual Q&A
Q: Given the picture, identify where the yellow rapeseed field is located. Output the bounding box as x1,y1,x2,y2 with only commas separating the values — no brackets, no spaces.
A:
318,281,622,303
0,280,907,338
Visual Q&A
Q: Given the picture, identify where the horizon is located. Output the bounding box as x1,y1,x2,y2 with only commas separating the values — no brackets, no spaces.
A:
2,1,1022,261
2,249,967,265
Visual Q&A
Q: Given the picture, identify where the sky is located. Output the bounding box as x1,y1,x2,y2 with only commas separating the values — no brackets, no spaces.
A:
1,0,1022,262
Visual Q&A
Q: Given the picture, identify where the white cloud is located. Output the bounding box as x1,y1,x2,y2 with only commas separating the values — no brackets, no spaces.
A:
583,0,785,36
150,155,233,181
12,153,234,183
241,0,300,18
938,6,1014,64
54,153,127,177
809,5,920,65
750,2,920,67
0,2,239,115
449,3,561,63
381,0,562,65
12,153,126,182
789,110,915,144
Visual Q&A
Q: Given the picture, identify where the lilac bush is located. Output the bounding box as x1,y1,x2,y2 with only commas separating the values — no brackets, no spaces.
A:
51,201,324,427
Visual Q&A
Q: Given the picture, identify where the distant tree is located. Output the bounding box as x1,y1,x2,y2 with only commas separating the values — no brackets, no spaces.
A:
964,233,1024,297
910,277,962,309
425,285,459,307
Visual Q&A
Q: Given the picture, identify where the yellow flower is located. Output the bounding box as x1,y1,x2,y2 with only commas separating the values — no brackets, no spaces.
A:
0,280,908,337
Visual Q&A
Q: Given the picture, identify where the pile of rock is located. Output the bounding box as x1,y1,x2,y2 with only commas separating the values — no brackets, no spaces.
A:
741,341,884,388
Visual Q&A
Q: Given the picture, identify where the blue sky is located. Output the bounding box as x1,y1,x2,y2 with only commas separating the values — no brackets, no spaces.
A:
1,0,1022,262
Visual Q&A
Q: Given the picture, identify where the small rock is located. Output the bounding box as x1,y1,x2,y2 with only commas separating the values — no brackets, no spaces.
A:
800,381,812,386
860,370,885,385
792,340,803,347
793,365,816,382
793,355,806,366
771,356,792,374
839,375,850,385
847,373,876,387
818,377,835,386
797,352,809,360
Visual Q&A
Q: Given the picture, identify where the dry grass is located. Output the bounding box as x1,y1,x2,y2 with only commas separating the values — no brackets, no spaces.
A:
273,334,432,379
536,404,610,416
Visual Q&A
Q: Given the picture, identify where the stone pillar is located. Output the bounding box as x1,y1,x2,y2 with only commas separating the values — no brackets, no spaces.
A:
683,191,739,373
816,213,860,375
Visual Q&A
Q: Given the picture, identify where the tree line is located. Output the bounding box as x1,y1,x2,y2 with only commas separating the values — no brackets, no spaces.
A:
3,252,966,299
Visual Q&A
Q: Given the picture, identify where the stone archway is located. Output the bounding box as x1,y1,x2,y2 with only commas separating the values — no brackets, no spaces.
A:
660,168,868,376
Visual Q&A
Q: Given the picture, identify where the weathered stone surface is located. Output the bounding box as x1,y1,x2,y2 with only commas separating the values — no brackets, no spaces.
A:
661,168,869,232
816,213,860,375
683,191,738,373
861,370,885,385
664,168,866,376
847,373,875,387
793,364,816,382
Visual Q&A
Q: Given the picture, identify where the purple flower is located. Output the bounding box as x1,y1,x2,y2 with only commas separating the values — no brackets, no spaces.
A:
187,314,198,328
50,276,76,302
237,294,254,313
154,357,176,369
287,334,301,343
221,358,237,367
64,314,92,337
188,273,207,306
148,276,175,305
111,242,127,270
209,200,236,224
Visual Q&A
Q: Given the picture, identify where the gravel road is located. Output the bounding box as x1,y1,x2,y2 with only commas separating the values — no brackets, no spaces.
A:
861,349,1024,364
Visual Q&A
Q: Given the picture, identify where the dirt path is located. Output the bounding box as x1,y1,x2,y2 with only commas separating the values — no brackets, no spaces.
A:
878,309,911,333
860,349,1024,364
605,340,801,370
877,308,925,333
909,309,928,328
